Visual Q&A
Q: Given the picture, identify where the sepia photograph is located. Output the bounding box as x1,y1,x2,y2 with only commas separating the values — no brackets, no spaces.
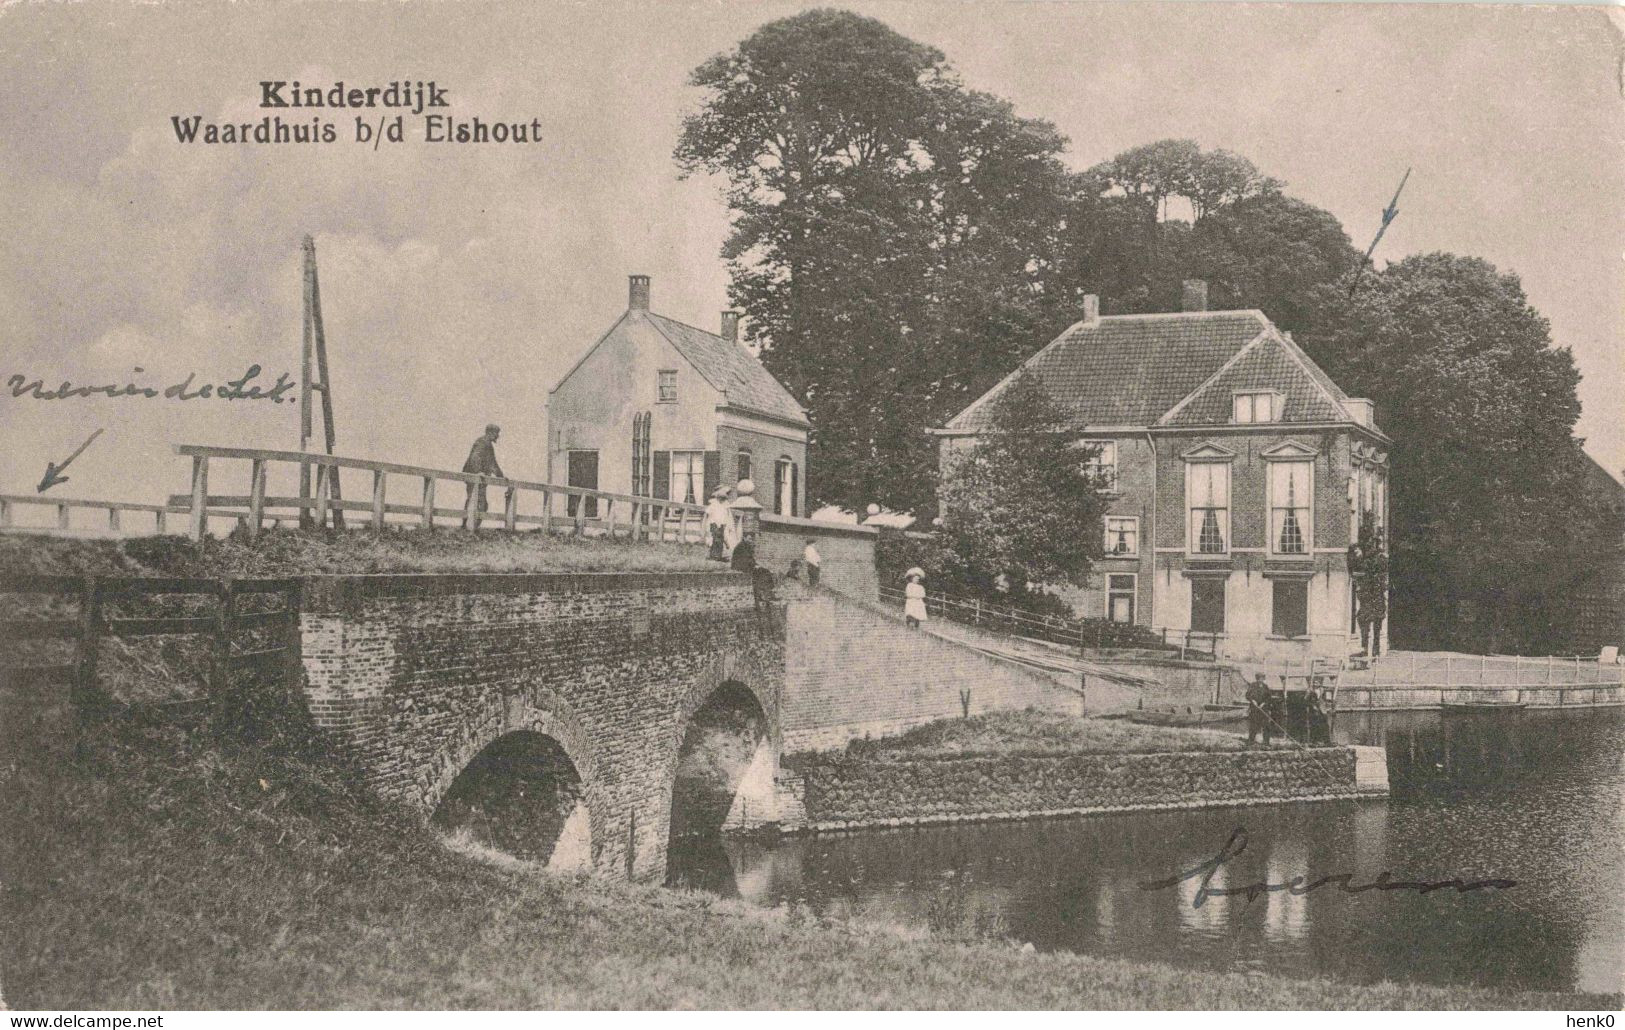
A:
0,0,1621,1016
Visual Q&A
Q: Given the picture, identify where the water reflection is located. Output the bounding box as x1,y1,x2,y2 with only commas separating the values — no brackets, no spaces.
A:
668,708,1624,995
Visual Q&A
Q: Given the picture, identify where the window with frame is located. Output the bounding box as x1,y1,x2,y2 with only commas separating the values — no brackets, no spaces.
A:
774,457,798,517
657,370,678,403
1271,578,1309,638
1081,440,1118,492
669,450,703,504
1190,577,1226,634
737,451,752,487
1104,516,1139,557
1269,459,1313,555
1107,574,1137,624
1233,391,1279,424
1187,461,1230,554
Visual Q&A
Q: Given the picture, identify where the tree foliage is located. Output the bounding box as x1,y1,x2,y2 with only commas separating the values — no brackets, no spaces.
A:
934,372,1109,595
1303,253,1619,651
677,9,1078,514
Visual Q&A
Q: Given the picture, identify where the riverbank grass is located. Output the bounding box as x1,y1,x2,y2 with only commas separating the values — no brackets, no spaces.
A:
3,717,1612,1010
837,709,1268,760
0,526,716,579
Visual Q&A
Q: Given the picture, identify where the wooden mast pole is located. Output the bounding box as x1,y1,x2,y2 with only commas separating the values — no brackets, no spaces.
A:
299,236,344,529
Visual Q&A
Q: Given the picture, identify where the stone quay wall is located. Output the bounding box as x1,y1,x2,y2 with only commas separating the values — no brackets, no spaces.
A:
781,745,1388,832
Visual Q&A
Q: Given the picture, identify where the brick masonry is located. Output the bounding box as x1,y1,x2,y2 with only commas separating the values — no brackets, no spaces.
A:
783,745,1389,832
298,571,783,882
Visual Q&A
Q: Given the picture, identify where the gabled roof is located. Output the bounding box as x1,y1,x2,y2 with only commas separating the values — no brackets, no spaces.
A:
644,312,809,427
942,309,1381,436
1160,332,1351,427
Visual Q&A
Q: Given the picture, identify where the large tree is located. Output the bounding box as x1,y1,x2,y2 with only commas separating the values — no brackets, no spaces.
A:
1302,252,1619,652
676,10,1078,515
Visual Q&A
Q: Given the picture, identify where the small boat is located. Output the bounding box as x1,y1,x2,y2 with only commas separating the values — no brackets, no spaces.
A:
1441,699,1527,711
1126,704,1247,728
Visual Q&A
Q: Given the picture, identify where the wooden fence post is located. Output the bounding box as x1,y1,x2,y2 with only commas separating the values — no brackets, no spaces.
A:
503,486,517,532
313,465,331,529
189,455,209,540
463,478,480,531
73,576,102,757
372,470,387,530
57,503,69,530
420,477,436,530
210,578,237,733
155,508,167,535
107,507,120,533
247,458,267,541
606,499,618,540
0,498,9,528
540,489,553,536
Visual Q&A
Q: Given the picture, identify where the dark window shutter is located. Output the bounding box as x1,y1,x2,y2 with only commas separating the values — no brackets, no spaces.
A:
790,462,799,517
703,451,721,500
737,453,752,485
653,451,670,500
1272,579,1308,638
1191,578,1226,634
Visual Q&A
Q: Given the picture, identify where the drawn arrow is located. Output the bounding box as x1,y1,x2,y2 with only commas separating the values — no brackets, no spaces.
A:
37,428,105,493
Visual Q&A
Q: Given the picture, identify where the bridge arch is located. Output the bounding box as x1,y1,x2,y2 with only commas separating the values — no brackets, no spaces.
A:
424,690,608,870
664,672,782,882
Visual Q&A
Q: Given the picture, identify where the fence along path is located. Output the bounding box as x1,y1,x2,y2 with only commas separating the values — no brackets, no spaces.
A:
0,575,302,747
164,445,712,543
0,444,714,542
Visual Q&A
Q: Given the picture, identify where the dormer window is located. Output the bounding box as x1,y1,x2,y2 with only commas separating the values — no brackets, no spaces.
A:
1233,391,1281,424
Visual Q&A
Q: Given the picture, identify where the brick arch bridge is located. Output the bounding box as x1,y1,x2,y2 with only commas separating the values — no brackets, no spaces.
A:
297,572,784,881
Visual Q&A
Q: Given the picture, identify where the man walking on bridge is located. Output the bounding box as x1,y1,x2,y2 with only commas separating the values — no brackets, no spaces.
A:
1245,673,1274,746
463,424,504,526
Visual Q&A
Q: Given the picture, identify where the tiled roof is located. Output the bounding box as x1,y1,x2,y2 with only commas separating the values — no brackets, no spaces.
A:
646,312,809,426
943,309,1378,435
944,312,1270,430
1162,334,1350,426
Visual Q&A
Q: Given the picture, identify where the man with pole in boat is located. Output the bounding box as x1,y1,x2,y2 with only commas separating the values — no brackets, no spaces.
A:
1245,673,1274,746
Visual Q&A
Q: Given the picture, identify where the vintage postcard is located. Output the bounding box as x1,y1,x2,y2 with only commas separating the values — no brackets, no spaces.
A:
1,0,1621,1017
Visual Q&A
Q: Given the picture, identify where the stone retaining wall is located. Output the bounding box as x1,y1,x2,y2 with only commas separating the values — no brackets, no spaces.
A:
780,745,1387,832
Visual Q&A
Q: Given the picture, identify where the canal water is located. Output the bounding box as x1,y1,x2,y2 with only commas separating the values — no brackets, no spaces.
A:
668,708,1624,995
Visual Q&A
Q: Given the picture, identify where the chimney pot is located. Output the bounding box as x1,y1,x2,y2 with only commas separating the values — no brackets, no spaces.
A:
720,310,741,344
1082,294,1100,325
1181,279,1209,312
628,274,651,311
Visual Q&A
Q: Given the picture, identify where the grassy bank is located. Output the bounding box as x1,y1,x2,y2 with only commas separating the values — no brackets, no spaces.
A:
2,719,1612,1010
0,527,716,579
837,709,1270,761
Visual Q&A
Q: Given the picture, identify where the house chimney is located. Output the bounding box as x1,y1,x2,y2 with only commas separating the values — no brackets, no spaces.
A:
1345,398,1375,427
1181,279,1209,312
1082,294,1100,326
628,274,651,311
720,310,741,344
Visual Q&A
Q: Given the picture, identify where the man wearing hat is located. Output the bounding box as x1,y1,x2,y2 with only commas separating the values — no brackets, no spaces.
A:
1245,673,1274,746
462,424,504,527
703,486,733,561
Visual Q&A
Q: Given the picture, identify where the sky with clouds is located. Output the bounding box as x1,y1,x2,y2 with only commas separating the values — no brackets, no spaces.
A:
2,1,1620,517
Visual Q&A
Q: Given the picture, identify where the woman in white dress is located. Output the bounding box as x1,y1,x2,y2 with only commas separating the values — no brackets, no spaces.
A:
903,568,928,629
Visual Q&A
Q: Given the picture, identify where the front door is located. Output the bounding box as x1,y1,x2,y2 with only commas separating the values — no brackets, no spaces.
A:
567,450,599,518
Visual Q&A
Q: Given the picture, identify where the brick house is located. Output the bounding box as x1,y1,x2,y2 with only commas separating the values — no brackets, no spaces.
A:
934,282,1392,663
548,276,810,516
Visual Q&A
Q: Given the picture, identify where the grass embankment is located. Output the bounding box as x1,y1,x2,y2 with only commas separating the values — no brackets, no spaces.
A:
3,719,1612,1010
0,527,715,579
839,709,1269,761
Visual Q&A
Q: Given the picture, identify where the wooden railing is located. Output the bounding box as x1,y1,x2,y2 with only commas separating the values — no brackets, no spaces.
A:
0,495,184,536
0,574,302,739
876,583,1203,657
167,445,712,543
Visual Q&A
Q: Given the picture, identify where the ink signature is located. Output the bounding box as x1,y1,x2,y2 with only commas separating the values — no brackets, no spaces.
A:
1138,828,1517,908
7,365,296,403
